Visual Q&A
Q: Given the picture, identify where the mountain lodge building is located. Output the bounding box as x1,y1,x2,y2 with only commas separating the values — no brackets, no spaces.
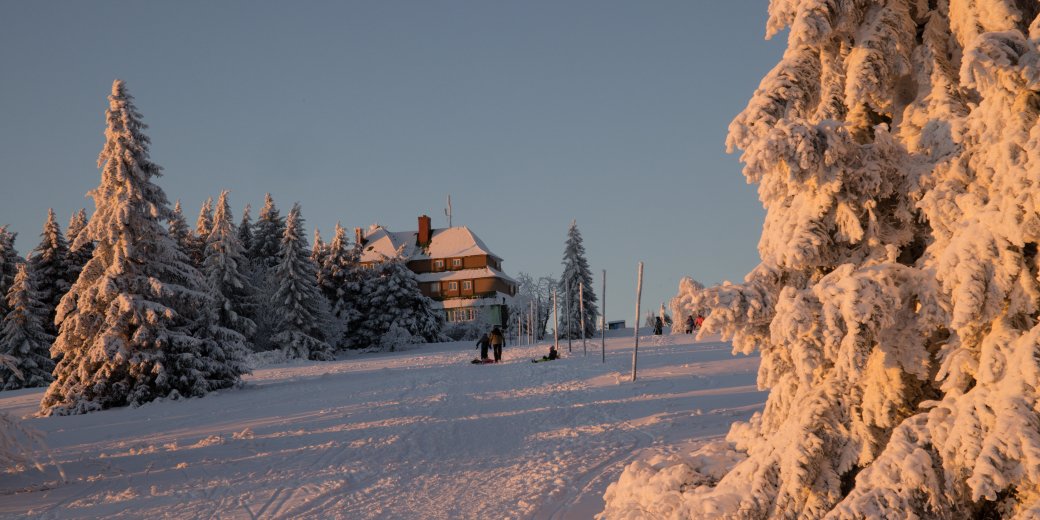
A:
357,215,517,326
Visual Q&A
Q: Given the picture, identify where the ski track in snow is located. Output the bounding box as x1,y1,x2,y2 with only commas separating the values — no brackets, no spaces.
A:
0,332,763,519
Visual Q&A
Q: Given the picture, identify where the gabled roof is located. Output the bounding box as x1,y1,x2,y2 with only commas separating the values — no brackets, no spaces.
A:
359,225,502,264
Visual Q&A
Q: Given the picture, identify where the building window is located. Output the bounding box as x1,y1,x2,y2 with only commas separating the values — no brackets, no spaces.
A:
452,258,462,268
447,308,477,322
434,259,444,270
431,283,440,293
462,280,472,291
449,281,458,291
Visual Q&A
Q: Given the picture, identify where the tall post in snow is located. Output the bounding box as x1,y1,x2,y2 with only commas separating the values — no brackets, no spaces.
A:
565,281,572,353
601,269,606,363
632,262,643,382
529,301,534,345
579,281,586,356
553,289,559,352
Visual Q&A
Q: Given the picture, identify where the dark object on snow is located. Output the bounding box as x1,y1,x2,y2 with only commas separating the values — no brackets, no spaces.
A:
653,316,663,335
471,358,495,364
488,326,504,362
685,315,695,334
475,333,490,360
533,345,560,363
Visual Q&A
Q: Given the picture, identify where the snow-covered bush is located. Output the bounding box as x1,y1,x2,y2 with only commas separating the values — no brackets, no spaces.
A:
379,321,423,351
604,2,1040,518
669,277,705,334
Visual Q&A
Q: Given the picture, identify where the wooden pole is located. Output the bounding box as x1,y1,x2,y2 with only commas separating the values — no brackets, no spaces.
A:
632,262,643,382
566,281,572,353
553,289,559,352
579,281,586,356
601,269,606,363
529,301,534,345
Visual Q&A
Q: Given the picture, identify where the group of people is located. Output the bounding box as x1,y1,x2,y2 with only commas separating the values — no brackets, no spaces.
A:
475,326,505,363
684,314,704,334
473,325,561,364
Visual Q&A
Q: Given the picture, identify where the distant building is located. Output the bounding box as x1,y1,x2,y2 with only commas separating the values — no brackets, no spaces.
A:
357,215,517,326
608,320,626,330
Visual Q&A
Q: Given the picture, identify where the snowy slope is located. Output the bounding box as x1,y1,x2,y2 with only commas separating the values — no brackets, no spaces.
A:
1,331,762,519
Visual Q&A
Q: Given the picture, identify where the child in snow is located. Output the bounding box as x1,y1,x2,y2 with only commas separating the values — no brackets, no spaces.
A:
694,314,704,330
488,326,505,362
685,315,695,334
475,332,490,361
536,345,561,361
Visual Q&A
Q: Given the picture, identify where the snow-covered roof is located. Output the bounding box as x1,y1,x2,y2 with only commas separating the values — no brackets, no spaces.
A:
415,266,517,285
359,225,502,264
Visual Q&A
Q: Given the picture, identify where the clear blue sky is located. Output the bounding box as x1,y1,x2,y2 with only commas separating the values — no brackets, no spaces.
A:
0,1,784,323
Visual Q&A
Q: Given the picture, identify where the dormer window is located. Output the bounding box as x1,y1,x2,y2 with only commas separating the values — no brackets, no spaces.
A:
452,258,463,268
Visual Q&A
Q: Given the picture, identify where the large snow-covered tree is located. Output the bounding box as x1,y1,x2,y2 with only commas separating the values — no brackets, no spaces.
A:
354,258,443,350
41,80,243,416
203,191,257,350
602,3,1040,519
0,264,54,390
558,220,598,339
27,209,70,336
270,203,333,361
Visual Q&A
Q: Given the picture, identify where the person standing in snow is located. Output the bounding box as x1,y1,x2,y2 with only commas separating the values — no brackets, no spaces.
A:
653,316,663,335
475,332,490,361
685,315,695,334
694,314,704,330
488,326,504,362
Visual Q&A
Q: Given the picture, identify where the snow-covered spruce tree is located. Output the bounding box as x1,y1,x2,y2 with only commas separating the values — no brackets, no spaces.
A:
0,227,20,320
558,220,598,339
249,193,285,266
237,203,253,255
0,264,54,390
168,200,192,255
311,228,327,267
203,191,257,350
27,209,70,337
270,203,333,360
65,209,93,287
317,223,361,349
188,197,213,269
41,80,241,416
602,3,1040,519
354,259,443,350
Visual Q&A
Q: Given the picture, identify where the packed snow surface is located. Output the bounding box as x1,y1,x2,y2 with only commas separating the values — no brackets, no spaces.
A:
1,331,762,519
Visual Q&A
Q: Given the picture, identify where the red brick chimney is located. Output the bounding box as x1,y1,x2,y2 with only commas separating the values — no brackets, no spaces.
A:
417,214,432,246
355,227,365,246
